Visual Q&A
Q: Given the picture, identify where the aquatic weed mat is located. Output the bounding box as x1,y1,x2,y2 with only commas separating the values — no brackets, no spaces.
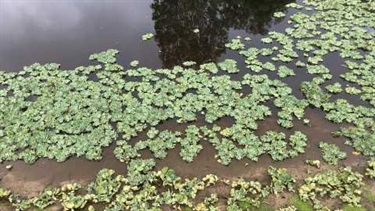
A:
0,0,374,210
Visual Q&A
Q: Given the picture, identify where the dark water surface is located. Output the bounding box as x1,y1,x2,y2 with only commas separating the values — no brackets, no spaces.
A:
0,0,368,199
1,0,296,70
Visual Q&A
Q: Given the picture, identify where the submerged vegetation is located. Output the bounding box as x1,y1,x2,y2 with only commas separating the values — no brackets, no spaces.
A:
0,0,374,210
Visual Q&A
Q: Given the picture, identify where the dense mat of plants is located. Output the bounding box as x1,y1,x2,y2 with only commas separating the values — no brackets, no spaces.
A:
0,0,374,210
0,162,367,210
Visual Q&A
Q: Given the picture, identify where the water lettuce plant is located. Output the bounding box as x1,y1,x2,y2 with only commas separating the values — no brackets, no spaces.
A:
365,160,375,179
142,33,154,41
274,12,286,18
299,167,364,210
305,160,320,168
225,37,245,51
325,82,342,94
0,164,369,210
319,142,347,165
268,167,296,194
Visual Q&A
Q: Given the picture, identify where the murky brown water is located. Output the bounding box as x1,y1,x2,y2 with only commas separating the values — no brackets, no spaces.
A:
0,0,371,206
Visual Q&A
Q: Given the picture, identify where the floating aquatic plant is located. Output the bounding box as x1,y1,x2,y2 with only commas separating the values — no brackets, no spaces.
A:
319,142,347,165
299,167,364,210
142,33,154,41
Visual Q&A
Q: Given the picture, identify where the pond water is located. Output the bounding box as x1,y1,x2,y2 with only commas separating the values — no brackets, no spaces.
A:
0,0,371,205
0,0,298,71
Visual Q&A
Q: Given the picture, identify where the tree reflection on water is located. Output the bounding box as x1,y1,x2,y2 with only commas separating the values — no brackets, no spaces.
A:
151,0,294,68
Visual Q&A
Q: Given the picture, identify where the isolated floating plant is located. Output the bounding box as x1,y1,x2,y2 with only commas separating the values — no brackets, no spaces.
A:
319,142,347,165
305,159,321,168
274,11,286,18
141,33,154,41
225,36,245,51
325,82,342,94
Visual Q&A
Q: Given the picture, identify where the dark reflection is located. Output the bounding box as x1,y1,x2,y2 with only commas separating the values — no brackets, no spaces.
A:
151,0,294,68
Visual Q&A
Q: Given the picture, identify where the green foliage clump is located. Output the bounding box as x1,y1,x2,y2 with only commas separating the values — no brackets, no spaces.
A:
300,80,330,108
0,188,10,198
319,142,347,165
274,96,308,128
225,37,245,50
0,166,220,211
278,205,297,211
274,12,286,18
345,87,362,95
200,62,218,73
261,37,273,44
129,60,139,67
365,160,375,179
278,66,295,78
268,167,296,194
305,159,320,168
142,33,154,41
260,131,308,161
323,99,374,127
286,3,303,9
179,125,203,162
299,167,364,210
262,62,276,71
338,126,375,158
0,61,117,163
218,59,239,73
127,158,156,186
31,187,60,209
182,61,196,67
226,178,268,210
89,49,119,64
326,82,342,94
87,169,123,203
